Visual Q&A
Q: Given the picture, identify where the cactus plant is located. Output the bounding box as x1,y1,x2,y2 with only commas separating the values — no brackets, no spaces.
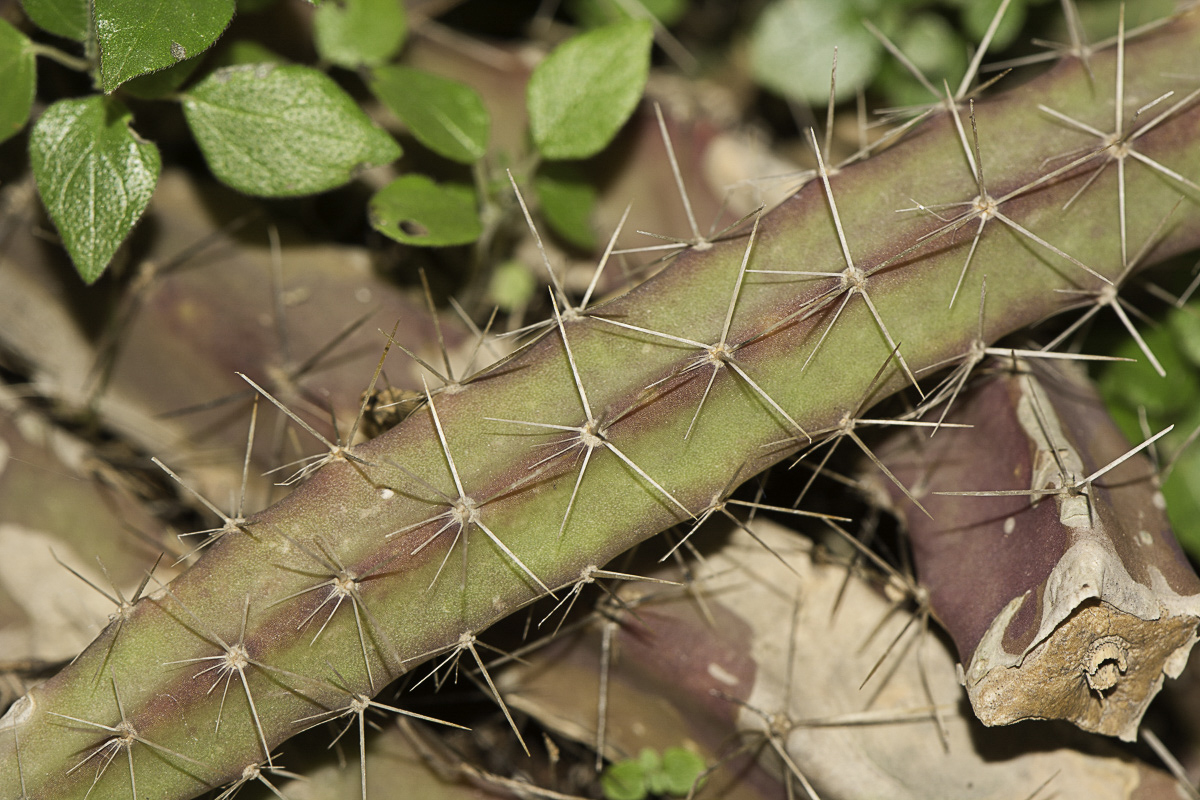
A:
3,1,1200,799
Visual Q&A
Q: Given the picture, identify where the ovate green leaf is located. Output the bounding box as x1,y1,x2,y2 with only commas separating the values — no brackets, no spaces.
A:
30,96,161,283
534,163,597,249
210,40,285,69
369,175,481,246
94,0,235,91
960,0,1025,50
0,20,36,145
527,19,653,160
182,64,401,197
20,0,88,41
121,56,203,100
751,0,881,104
314,0,406,68
567,0,687,28
370,65,489,163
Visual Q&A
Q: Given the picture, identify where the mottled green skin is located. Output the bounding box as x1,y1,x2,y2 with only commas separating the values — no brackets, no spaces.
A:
5,11,1200,799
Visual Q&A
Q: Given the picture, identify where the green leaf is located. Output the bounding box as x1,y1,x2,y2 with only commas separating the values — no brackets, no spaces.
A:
0,20,36,145
960,0,1026,51
372,65,489,165
750,0,881,104
182,64,401,197
488,260,537,312
314,0,407,68
534,163,597,249
527,19,653,160
657,747,706,796
567,0,688,28
370,65,490,164
121,56,203,99
1098,315,1200,559
94,0,235,92
30,96,161,283
601,758,648,800
20,0,89,41
210,40,286,69
369,174,481,246
873,13,968,107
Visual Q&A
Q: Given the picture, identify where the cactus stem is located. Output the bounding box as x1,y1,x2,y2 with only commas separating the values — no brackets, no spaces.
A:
594,213,810,442
52,675,208,799
160,595,280,767
270,535,405,692
52,552,164,683
1041,196,1186,378
213,759,295,800
389,384,553,595
489,292,694,539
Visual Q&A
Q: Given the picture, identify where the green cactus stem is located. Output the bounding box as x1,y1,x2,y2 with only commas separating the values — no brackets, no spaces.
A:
3,8,1200,799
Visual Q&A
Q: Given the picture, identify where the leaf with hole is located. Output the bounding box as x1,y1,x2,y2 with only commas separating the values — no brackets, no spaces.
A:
93,0,236,91
370,65,489,164
182,64,401,197
314,0,407,68
0,19,36,145
20,0,89,40
527,18,653,160
369,174,481,246
30,96,161,283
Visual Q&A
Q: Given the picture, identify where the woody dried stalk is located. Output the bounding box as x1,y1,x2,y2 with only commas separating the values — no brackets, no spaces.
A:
871,359,1200,740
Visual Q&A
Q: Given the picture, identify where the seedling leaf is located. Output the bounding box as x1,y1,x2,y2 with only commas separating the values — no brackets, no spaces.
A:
20,0,88,40
601,757,648,800
369,174,481,246
30,96,161,283
370,65,489,163
94,0,235,91
0,20,35,145
654,747,706,795
183,64,401,197
527,19,653,159
314,0,406,68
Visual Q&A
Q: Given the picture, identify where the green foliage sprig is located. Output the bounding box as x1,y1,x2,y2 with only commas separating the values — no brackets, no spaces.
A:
3,0,654,285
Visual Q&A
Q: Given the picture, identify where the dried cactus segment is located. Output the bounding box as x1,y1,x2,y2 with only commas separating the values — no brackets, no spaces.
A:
872,359,1200,740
